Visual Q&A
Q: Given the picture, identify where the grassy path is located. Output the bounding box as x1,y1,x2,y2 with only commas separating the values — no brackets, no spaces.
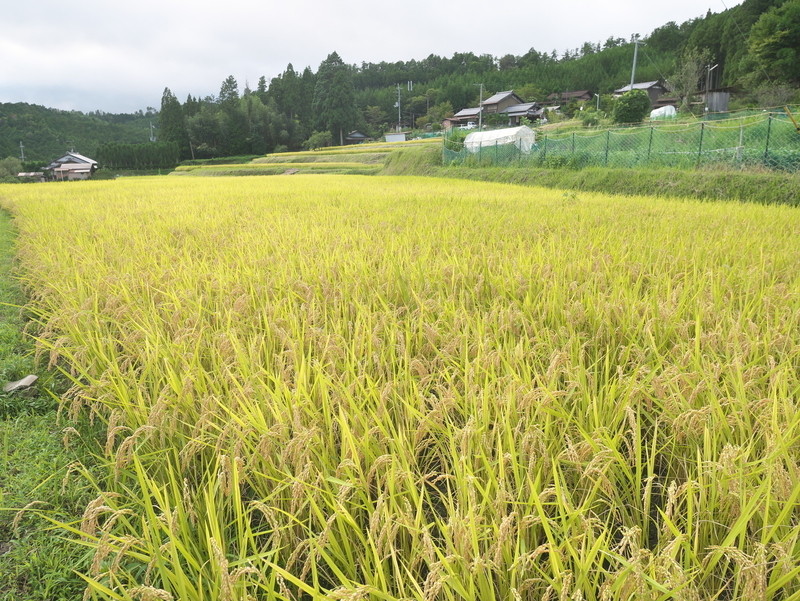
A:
0,209,90,600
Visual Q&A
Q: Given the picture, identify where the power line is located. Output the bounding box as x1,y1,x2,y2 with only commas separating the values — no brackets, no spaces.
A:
719,0,773,84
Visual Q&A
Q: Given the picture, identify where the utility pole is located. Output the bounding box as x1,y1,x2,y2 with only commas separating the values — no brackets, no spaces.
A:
705,64,719,113
474,83,484,129
19,141,25,162
395,84,402,132
630,34,644,88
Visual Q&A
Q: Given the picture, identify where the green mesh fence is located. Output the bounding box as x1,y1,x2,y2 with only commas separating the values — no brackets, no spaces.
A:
443,112,800,172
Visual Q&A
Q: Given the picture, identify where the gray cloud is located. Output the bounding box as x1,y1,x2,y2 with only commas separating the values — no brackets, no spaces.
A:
1,0,737,113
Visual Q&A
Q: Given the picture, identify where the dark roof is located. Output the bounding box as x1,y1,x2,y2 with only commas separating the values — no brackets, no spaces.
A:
614,81,666,94
546,90,592,101
482,90,523,106
453,107,481,118
502,102,544,117
345,131,371,140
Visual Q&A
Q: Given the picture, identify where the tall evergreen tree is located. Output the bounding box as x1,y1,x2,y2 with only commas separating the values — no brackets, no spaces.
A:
159,88,190,160
312,52,360,145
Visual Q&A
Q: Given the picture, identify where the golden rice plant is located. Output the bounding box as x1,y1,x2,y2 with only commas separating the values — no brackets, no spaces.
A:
2,175,800,600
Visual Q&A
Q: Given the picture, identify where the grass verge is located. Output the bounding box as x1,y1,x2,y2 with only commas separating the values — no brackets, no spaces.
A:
383,143,800,205
0,210,94,601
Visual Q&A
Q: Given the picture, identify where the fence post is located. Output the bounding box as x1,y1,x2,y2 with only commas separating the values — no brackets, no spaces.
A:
764,115,772,162
697,122,705,164
737,118,744,161
543,135,547,161
605,131,610,166
647,127,654,162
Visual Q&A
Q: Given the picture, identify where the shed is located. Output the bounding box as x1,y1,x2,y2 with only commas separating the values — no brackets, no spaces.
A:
385,132,408,143
614,81,669,107
345,130,373,145
464,126,536,153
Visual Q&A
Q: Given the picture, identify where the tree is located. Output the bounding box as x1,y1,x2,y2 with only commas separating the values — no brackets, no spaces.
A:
302,130,333,150
0,157,22,182
159,88,190,160
364,105,387,131
218,75,240,106
312,52,360,145
612,89,651,123
667,48,712,112
749,0,800,84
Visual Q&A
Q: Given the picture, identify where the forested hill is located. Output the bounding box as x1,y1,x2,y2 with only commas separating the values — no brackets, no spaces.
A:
0,104,158,164
3,0,798,164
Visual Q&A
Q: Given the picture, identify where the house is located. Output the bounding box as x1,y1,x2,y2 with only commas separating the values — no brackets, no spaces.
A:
545,90,593,105
344,131,373,145
451,107,482,127
448,91,542,129
502,102,545,126
481,91,524,114
613,81,669,107
45,151,98,181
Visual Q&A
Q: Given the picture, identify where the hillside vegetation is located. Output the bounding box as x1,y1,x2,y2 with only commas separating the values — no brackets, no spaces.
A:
4,0,799,166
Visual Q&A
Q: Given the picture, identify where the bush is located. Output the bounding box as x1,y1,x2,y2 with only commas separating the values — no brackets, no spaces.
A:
612,89,651,124
302,131,333,151
581,109,600,127
444,129,467,152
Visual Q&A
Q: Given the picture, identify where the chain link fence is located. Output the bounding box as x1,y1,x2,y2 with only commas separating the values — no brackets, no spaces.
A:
443,109,800,172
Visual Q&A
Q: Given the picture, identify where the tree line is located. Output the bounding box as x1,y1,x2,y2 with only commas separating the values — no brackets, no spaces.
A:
157,0,798,157
2,0,797,168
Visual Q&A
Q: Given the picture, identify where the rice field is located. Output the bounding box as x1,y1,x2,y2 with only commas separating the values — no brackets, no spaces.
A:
2,175,800,600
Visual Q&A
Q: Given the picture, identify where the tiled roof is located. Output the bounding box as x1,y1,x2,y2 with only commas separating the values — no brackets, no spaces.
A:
454,107,481,118
482,90,519,105
614,81,665,93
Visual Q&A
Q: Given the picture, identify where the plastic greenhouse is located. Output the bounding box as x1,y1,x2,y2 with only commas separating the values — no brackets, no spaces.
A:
464,126,536,153
649,105,677,120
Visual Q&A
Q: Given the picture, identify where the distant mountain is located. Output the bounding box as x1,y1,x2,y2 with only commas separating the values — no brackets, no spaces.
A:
0,103,159,164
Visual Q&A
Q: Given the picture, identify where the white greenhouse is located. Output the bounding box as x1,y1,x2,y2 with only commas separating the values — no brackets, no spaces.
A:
649,105,677,120
464,126,536,153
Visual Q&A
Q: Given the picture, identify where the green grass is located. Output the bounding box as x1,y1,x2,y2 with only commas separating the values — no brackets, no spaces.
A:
0,210,95,601
383,143,800,205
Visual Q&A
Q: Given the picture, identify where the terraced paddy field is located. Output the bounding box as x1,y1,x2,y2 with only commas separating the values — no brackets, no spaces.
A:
2,174,800,600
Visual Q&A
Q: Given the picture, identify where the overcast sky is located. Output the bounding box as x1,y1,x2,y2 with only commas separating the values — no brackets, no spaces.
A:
1,0,740,114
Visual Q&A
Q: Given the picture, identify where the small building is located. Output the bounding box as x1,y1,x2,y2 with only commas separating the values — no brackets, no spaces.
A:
702,88,732,113
441,117,462,130
481,91,525,114
613,81,669,107
385,132,408,143
545,90,593,105
345,131,373,145
45,151,98,181
16,172,45,182
502,102,545,125
451,107,482,126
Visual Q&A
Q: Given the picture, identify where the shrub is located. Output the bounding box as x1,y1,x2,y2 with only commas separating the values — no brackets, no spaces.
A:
302,130,333,151
612,89,651,124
